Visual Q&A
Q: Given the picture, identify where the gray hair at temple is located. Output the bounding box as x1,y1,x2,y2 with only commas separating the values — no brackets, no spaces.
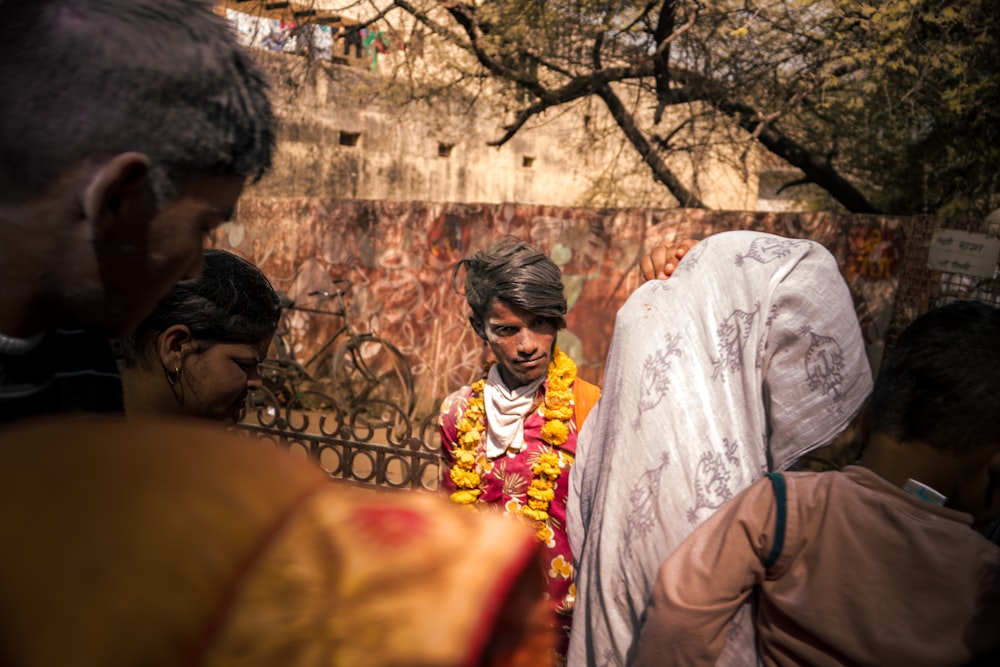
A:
0,0,275,204
454,236,568,340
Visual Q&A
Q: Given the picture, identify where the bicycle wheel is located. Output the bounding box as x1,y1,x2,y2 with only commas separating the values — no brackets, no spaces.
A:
322,333,414,418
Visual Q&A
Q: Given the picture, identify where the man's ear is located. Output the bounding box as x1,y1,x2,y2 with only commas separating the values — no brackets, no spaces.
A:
156,324,193,369
80,152,153,236
470,316,486,341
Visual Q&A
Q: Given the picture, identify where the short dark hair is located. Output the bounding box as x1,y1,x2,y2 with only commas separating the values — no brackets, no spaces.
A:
454,236,567,339
120,250,281,369
0,0,275,203
869,301,1000,452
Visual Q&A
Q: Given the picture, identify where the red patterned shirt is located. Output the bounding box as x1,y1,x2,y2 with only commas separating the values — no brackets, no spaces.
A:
439,376,591,665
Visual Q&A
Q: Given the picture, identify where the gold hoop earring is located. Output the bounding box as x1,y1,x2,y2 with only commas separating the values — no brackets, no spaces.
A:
167,364,181,386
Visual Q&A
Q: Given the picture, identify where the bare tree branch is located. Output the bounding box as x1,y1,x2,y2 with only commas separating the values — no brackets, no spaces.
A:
388,0,889,213
670,69,878,213
597,84,706,208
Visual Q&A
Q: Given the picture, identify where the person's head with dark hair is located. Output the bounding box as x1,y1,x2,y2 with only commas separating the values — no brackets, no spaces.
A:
453,236,567,388
120,249,281,422
870,300,1000,453
861,300,1000,527
0,0,275,339
0,0,274,203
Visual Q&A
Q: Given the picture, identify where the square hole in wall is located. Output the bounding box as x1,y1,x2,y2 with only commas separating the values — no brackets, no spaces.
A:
339,131,361,147
438,143,454,158
522,156,535,168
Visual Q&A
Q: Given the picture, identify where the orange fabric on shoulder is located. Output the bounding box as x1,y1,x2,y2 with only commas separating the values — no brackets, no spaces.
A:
0,416,543,667
573,377,602,430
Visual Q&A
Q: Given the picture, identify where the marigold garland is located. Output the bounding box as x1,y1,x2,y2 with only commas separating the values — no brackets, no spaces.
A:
449,346,577,541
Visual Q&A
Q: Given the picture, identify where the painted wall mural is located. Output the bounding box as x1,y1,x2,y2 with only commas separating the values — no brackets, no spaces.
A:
215,199,907,418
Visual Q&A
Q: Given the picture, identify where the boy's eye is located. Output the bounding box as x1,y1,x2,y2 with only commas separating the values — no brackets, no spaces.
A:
235,360,258,373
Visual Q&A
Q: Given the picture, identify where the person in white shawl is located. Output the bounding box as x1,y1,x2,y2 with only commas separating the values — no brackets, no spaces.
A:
566,230,873,667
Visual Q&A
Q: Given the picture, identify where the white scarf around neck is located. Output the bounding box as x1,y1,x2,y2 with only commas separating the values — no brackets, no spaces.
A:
483,363,545,459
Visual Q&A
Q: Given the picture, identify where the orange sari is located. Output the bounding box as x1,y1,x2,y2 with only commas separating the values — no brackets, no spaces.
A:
0,417,553,666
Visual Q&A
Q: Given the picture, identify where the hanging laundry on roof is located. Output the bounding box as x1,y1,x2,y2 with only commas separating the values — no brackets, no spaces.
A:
313,25,334,60
292,24,333,60
343,26,364,58
261,19,298,53
363,29,391,70
226,8,267,50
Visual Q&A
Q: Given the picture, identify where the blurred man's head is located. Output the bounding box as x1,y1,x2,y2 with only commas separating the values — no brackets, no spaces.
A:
0,0,275,336
868,300,1000,525
870,300,1000,455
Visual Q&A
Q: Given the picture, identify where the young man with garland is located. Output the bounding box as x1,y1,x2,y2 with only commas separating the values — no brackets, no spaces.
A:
439,236,601,665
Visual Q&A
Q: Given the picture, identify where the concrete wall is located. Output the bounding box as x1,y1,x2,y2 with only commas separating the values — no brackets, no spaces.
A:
247,51,759,210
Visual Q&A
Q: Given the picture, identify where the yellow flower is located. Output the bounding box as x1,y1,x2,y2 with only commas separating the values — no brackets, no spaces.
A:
549,554,573,579
504,498,522,514
549,351,576,382
454,449,477,467
527,498,549,512
522,506,549,522
538,451,560,467
551,347,574,373
543,403,573,421
450,489,481,504
536,523,555,545
545,390,572,409
450,467,481,488
548,378,572,394
554,354,574,373
533,451,562,478
527,480,555,502
458,429,481,448
471,378,487,393
541,419,569,446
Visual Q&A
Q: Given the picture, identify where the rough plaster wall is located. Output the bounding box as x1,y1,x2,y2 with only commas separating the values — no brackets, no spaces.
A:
216,201,906,418
246,51,758,209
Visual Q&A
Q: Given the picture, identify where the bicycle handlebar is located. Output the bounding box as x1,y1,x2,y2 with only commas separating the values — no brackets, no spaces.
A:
307,278,353,300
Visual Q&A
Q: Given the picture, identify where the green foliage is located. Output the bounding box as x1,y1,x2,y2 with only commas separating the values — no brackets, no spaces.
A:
829,0,1000,215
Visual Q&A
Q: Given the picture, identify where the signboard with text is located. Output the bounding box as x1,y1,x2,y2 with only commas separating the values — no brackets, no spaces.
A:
927,229,1000,278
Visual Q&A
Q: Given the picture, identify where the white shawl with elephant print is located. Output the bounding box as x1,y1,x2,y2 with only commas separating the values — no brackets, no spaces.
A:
566,230,873,667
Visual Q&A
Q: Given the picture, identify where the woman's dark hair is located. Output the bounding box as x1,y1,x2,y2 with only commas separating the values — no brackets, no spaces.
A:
453,236,567,339
869,300,1000,453
120,249,281,368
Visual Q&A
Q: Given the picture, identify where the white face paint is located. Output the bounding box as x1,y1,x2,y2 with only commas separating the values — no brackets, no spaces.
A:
484,298,557,388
